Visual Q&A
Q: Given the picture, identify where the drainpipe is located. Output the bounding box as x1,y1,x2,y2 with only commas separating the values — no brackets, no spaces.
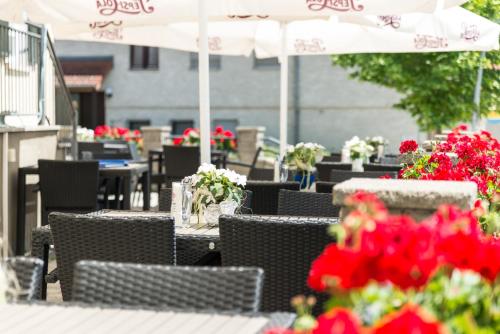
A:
293,56,301,144
37,25,47,125
471,51,485,131
2,133,8,256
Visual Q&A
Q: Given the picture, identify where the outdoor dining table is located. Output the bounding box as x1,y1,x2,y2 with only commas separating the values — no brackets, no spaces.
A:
31,210,220,299
17,163,151,256
0,303,294,333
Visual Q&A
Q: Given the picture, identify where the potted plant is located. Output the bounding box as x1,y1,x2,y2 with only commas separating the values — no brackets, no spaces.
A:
344,137,374,172
172,128,201,146
212,126,237,152
366,136,388,162
190,163,247,226
286,142,327,190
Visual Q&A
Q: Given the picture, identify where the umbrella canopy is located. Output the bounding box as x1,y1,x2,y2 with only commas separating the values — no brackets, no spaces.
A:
0,0,468,23
0,0,488,161
47,7,500,158
56,7,496,56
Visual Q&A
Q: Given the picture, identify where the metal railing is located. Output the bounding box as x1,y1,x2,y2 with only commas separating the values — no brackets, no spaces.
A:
46,30,75,127
0,20,75,128
0,21,41,123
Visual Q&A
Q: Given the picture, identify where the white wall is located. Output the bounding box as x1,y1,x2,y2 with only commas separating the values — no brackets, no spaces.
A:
55,40,424,154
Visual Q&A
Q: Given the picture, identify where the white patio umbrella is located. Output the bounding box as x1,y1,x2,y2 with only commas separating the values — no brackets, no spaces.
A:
48,7,499,157
0,0,477,161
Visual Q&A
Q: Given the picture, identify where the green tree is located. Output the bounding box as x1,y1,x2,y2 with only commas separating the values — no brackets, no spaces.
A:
331,0,499,134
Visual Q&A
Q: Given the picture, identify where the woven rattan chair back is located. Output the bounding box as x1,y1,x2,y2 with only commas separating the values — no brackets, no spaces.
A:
330,169,397,183
277,190,340,217
245,182,300,215
220,215,336,313
78,142,104,160
363,164,402,172
49,212,175,301
72,260,263,312
163,145,200,179
39,160,99,226
315,162,351,181
315,181,337,194
5,257,43,301
158,187,172,211
248,168,274,181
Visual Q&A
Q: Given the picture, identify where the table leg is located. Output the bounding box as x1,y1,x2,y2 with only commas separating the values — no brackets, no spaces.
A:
142,171,151,211
16,170,27,255
122,175,132,210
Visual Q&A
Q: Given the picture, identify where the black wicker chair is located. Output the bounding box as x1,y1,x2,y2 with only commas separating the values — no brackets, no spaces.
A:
277,190,340,217
49,212,175,301
220,215,336,313
315,181,337,194
39,160,100,226
315,162,352,181
163,146,200,187
5,257,43,301
78,142,104,160
363,164,402,172
248,168,274,181
321,153,342,163
245,181,300,215
72,260,264,312
330,169,398,183
158,187,172,212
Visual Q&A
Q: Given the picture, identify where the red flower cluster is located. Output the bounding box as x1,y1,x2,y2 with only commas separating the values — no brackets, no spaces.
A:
94,125,143,150
212,126,237,152
399,140,418,154
372,304,444,334
308,192,499,293
400,126,500,201
267,304,445,334
312,308,363,334
172,126,236,151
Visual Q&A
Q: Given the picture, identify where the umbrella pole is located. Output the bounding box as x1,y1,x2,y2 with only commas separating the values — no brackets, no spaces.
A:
198,0,211,164
279,22,288,159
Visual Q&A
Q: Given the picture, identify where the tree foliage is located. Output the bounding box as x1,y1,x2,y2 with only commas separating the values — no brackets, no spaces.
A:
331,0,499,133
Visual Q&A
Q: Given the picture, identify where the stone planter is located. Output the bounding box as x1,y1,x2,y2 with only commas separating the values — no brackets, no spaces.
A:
333,178,477,222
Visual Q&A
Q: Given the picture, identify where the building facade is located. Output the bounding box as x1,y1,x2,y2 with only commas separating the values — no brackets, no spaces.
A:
55,40,425,153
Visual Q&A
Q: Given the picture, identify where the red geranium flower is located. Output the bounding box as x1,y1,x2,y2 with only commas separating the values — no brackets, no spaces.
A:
224,130,234,138
215,126,224,134
312,308,363,334
116,127,129,136
372,304,445,334
173,137,184,146
399,140,418,154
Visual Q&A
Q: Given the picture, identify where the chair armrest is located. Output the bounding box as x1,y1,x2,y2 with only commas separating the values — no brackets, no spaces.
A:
225,161,253,168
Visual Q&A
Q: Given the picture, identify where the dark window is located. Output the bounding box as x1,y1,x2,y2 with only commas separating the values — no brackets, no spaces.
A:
213,119,238,135
130,46,159,70
128,119,151,130
189,52,221,70
253,54,279,69
172,120,195,135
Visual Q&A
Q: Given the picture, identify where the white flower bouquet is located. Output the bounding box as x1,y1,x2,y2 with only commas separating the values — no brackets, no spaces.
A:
190,163,247,215
344,136,375,160
286,142,328,172
366,136,388,148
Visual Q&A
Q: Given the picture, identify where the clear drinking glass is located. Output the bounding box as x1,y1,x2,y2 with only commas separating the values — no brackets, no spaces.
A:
279,161,289,182
181,178,192,226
